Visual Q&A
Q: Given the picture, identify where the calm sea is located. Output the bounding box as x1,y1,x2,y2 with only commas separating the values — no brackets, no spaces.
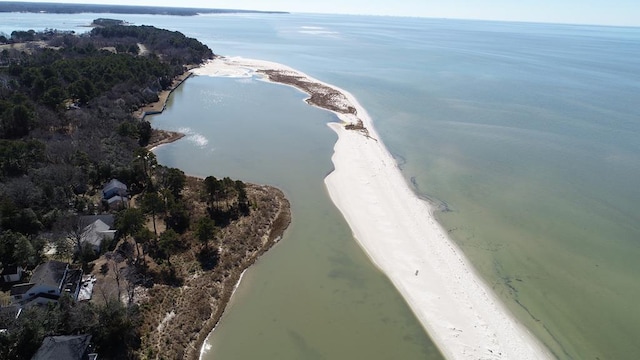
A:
5,12,640,360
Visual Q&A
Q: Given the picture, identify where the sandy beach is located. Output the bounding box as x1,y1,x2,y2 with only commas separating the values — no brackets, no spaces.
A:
194,56,551,360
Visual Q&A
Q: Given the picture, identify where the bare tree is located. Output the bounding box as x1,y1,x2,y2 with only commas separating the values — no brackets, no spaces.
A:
54,213,85,255
111,256,122,303
122,266,139,307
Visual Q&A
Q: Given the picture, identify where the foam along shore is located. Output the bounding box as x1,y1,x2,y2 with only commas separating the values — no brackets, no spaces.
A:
193,56,551,360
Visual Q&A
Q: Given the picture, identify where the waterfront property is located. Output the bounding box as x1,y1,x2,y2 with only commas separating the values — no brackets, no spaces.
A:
102,179,129,210
32,334,98,360
76,215,117,254
9,261,83,307
102,179,128,198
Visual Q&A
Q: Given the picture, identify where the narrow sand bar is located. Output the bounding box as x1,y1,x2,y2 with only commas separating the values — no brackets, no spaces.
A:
194,57,552,360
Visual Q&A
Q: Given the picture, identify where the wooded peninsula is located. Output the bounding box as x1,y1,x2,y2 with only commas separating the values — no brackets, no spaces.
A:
0,20,290,359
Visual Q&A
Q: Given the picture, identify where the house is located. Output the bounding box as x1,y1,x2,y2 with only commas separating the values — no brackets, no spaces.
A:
105,195,127,210
76,215,116,253
10,261,82,307
1,265,24,283
32,334,97,360
102,179,128,210
102,179,128,200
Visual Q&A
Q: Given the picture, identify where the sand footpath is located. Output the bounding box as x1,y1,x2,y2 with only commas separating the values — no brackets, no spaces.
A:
194,56,552,360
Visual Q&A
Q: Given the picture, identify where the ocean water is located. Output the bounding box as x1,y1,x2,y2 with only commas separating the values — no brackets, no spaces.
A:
5,12,640,360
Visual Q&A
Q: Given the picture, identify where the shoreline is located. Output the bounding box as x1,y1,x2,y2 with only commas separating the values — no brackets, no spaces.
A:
146,129,185,151
133,175,291,360
194,56,552,360
134,69,193,121
198,268,247,359
185,180,291,360
137,65,293,359
138,68,195,150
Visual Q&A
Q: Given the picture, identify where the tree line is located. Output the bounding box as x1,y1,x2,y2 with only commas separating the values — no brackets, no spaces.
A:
0,2,288,16
0,22,216,359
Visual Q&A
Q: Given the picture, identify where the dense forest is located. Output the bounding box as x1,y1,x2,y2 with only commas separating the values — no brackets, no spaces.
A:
0,22,218,359
0,23,213,238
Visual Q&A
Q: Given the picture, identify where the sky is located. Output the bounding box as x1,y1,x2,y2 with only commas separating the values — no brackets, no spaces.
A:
6,0,640,26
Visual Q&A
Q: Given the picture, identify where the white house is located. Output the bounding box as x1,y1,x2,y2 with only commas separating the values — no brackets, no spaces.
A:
10,261,82,307
77,215,116,253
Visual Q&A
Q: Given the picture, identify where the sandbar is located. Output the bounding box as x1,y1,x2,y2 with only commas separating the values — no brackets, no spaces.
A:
193,56,552,360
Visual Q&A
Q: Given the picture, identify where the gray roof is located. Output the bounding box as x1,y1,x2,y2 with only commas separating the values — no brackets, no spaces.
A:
80,219,116,249
102,179,127,195
63,269,83,299
107,195,127,204
10,282,35,296
32,335,93,360
30,261,68,289
79,214,115,229
1,265,22,275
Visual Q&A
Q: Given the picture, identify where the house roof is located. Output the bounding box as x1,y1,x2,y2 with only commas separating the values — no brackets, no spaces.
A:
79,214,115,229
87,219,110,233
63,269,83,299
80,219,116,249
23,292,61,304
1,265,22,275
107,195,127,204
32,335,93,360
9,282,35,296
103,179,127,193
103,179,128,200
30,261,68,290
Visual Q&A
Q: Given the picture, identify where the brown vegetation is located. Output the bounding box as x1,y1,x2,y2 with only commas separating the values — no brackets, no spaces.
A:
260,69,357,115
91,176,290,359
259,69,373,138
145,129,185,150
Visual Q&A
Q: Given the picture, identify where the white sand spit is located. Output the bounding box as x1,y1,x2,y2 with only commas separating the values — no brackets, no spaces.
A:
193,57,552,360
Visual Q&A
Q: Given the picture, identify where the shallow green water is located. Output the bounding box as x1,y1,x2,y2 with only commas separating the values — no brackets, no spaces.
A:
151,76,443,359
379,104,640,359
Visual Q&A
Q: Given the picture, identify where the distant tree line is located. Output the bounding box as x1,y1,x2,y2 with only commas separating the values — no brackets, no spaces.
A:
0,2,288,16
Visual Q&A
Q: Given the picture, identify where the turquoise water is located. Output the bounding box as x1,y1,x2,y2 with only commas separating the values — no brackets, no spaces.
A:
6,12,640,359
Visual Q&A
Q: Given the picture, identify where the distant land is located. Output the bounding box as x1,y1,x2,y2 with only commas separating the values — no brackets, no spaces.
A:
0,1,289,16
